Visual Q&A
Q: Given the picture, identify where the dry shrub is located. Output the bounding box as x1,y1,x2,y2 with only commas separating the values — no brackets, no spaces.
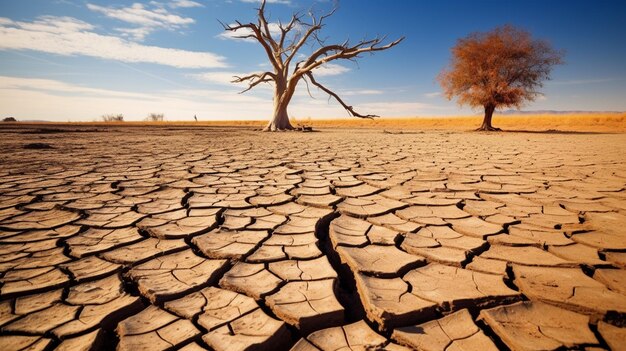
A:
101,114,124,122
146,113,164,122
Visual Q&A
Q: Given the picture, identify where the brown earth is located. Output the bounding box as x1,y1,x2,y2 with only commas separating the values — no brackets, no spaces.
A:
0,124,625,350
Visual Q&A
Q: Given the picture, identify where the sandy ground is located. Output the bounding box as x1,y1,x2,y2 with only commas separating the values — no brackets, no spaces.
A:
0,124,625,350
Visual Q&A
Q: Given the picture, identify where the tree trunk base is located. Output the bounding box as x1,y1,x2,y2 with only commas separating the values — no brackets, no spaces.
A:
263,105,293,131
262,125,295,132
478,105,499,131
476,125,502,131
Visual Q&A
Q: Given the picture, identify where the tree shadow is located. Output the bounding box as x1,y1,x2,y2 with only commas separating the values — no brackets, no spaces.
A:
497,129,608,135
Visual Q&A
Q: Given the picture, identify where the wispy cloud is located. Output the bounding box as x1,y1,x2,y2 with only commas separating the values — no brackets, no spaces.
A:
0,75,155,100
342,89,384,96
115,27,153,41
191,71,242,85
424,91,441,98
548,78,623,86
87,3,194,27
87,2,195,41
190,71,276,93
0,16,227,68
168,0,204,8
313,63,350,77
0,75,271,121
0,18,15,26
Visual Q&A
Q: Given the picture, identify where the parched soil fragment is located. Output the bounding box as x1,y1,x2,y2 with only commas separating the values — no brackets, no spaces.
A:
192,229,269,259
404,263,520,311
266,279,344,333
355,273,438,330
203,308,290,351
116,305,200,351
513,265,626,320
479,301,599,350
294,320,410,350
127,249,227,303
393,309,498,351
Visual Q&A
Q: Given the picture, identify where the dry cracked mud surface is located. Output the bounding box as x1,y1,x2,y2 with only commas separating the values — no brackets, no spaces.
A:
1,124,625,351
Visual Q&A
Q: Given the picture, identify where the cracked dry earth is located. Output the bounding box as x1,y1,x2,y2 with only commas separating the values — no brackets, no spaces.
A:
1,125,626,351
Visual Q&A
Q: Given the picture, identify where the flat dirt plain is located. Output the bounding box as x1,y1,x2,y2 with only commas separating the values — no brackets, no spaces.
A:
1,123,625,351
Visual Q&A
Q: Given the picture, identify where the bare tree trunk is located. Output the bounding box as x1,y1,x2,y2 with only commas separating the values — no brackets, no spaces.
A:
263,83,295,132
264,103,293,131
477,104,500,131
225,1,403,132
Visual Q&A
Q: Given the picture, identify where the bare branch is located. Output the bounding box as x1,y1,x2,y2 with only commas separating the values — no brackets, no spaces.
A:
221,16,281,70
284,4,338,67
278,14,300,49
257,0,279,51
233,71,277,94
221,20,254,32
301,75,315,99
296,37,404,76
305,72,377,119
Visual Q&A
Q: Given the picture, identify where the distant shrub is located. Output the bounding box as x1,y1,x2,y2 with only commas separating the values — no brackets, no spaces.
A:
146,113,164,122
3,117,17,122
101,114,124,122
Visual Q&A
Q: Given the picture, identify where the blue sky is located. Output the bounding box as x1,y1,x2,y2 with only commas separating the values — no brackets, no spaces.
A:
0,0,625,121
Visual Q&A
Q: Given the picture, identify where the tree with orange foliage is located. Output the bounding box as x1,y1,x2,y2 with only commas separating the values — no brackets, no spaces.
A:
438,25,563,131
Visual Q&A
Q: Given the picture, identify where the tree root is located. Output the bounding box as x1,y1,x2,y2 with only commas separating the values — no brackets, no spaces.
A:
476,126,502,131
262,125,314,132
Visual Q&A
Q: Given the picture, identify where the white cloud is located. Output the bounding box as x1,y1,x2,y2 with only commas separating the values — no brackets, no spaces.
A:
424,91,441,98
87,3,193,27
0,75,151,99
87,2,195,41
313,63,350,77
342,89,384,96
0,18,16,26
191,71,242,85
0,75,271,121
190,71,275,93
115,27,153,41
14,15,95,33
169,0,204,8
0,16,227,68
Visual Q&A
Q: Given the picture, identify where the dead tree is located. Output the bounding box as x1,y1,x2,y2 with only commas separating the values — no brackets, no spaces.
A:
222,0,403,131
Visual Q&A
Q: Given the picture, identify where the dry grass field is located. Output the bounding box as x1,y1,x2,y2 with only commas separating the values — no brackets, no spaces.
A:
0,123,625,350
303,113,626,132
10,113,625,133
